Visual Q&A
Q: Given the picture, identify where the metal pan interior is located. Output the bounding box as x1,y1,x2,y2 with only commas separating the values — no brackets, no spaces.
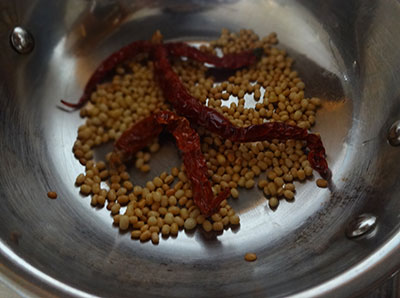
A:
0,0,400,297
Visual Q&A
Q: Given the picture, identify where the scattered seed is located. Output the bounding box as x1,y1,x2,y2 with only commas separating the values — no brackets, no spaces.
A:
316,178,328,188
47,191,57,199
244,253,257,262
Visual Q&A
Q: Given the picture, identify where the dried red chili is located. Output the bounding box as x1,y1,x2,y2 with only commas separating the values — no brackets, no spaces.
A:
114,115,162,155
115,111,230,216
61,42,261,108
61,41,153,108
306,134,331,180
152,44,331,179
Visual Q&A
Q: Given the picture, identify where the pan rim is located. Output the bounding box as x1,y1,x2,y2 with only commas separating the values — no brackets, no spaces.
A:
0,231,399,297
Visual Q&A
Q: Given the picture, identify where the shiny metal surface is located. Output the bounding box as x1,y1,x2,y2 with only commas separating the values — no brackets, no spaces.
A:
9,26,34,54
388,121,400,146
0,0,400,297
345,214,378,239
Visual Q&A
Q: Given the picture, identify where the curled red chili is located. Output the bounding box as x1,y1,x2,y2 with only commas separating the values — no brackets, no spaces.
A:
61,41,153,108
61,41,261,109
115,111,230,216
152,44,331,179
115,113,163,155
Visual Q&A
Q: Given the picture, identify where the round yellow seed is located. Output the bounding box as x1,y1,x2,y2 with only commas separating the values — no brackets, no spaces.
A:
283,190,294,200
80,184,91,196
119,215,130,230
184,218,197,230
213,222,224,231
245,179,255,189
202,220,212,232
229,214,240,225
269,197,279,208
316,178,328,188
148,216,157,226
230,188,239,199
140,230,151,242
131,230,141,239
161,224,170,236
244,253,257,262
170,223,179,235
174,216,184,227
217,154,226,165
75,174,85,185
151,232,159,244
47,191,57,199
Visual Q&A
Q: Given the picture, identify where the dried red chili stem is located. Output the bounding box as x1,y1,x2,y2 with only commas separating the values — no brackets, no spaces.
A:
61,41,261,108
152,44,331,179
115,111,229,216
165,42,262,69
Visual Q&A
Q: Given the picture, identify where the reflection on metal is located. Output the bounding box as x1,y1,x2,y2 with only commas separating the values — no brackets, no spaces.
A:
10,27,34,54
346,214,378,238
388,120,400,146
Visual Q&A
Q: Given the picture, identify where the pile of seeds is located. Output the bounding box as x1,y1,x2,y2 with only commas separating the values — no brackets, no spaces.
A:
72,29,323,244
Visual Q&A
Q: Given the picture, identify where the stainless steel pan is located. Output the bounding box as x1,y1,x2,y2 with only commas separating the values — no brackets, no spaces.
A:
1,0,399,297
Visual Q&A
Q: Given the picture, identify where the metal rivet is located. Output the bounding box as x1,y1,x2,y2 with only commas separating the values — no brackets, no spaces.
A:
388,120,400,146
10,26,34,54
346,214,377,239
